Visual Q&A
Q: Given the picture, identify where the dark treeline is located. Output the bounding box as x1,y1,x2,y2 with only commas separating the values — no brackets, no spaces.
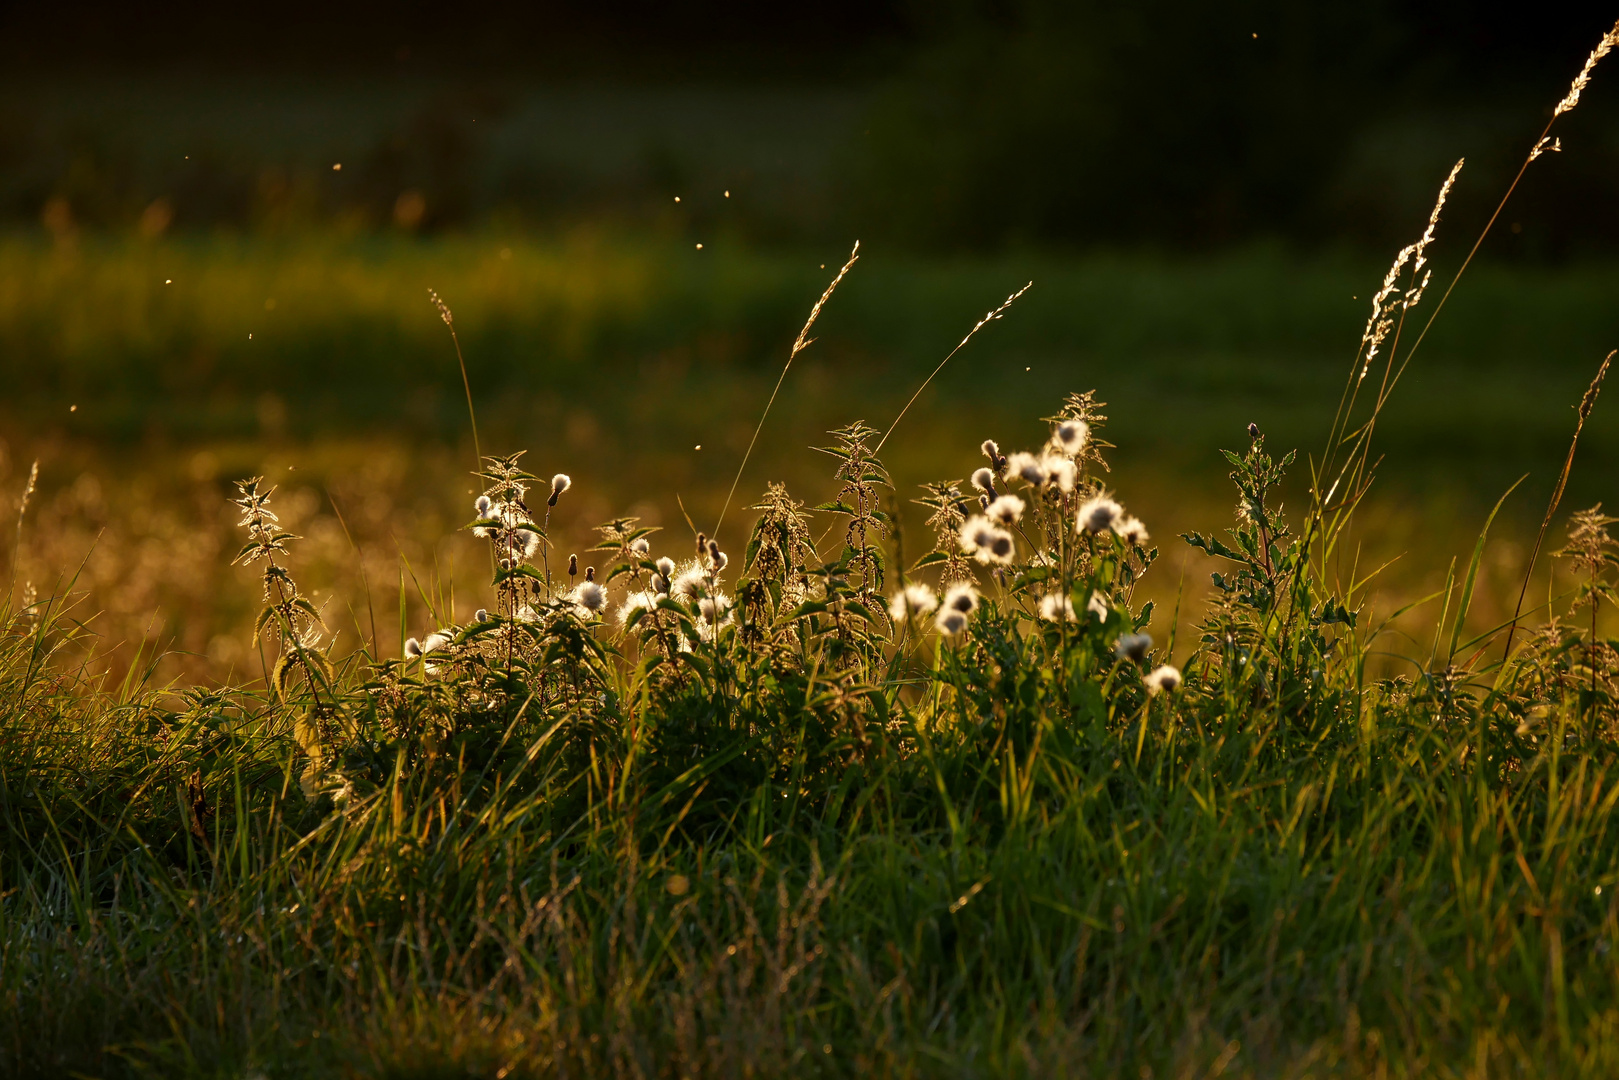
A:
3,0,1617,254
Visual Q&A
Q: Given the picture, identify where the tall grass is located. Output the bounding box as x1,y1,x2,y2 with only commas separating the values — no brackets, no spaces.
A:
7,22,1619,1079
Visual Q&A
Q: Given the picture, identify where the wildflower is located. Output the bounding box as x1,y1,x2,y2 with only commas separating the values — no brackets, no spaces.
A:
618,591,656,624
548,473,572,507
1007,451,1044,486
697,593,733,625
1114,632,1153,664
959,516,1014,565
518,529,542,560
980,439,1006,472
404,637,424,659
1113,516,1149,546
1041,456,1077,493
475,494,493,518
1144,664,1182,694
671,559,709,600
943,583,979,615
422,631,451,653
934,608,968,636
959,515,997,553
570,581,607,618
1087,591,1109,620
652,556,676,595
1052,419,1088,457
631,537,651,556
986,494,1024,526
971,467,997,497
888,583,939,621
1039,593,1076,622
1077,496,1122,534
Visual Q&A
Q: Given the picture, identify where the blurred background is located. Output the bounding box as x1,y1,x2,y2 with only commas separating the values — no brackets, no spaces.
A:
2,0,1618,681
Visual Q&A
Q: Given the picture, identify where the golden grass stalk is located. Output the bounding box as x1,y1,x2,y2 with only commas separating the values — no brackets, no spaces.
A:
713,242,860,538
1502,350,1614,663
874,281,1032,456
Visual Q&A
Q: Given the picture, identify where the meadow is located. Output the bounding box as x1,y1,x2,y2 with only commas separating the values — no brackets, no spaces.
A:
9,31,1619,1073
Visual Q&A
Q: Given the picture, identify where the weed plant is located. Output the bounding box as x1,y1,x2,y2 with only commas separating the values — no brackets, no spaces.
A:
7,24,1619,1078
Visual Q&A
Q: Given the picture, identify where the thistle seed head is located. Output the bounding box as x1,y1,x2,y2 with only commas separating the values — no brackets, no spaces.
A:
934,608,968,636
986,494,1025,527
1144,664,1182,694
1052,419,1088,457
971,467,997,496
1077,496,1123,534
1114,632,1153,664
1039,593,1077,623
630,537,651,556
585,565,596,582
404,637,424,659
1007,452,1044,487
888,582,939,621
943,582,980,615
1113,516,1150,547
475,495,493,518
572,581,607,616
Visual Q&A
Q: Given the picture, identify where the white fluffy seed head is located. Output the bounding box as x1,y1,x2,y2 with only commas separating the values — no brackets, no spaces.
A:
519,529,542,559
889,582,940,621
698,593,733,624
943,583,980,615
631,537,651,556
1007,451,1044,486
1114,632,1153,663
550,473,571,496
404,637,423,659
655,556,676,579
671,560,708,599
618,591,656,624
1052,419,1089,456
1041,456,1077,493
959,515,999,556
573,581,607,614
475,495,493,517
1038,593,1077,622
1114,516,1150,547
1087,591,1109,620
474,608,489,623
1144,664,1182,694
986,494,1024,526
934,608,968,636
1078,496,1123,534
422,631,451,654
971,467,997,494
977,529,1015,565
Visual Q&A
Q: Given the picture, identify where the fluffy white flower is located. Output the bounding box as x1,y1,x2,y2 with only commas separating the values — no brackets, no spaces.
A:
971,467,997,494
934,608,968,636
1051,419,1089,457
1077,496,1123,534
403,637,423,659
671,559,709,600
550,473,572,496
986,494,1025,526
1041,456,1077,493
888,583,939,621
618,591,657,625
1144,664,1182,694
474,495,493,518
570,581,607,617
1113,516,1149,546
422,631,452,653
1114,632,1153,663
1038,593,1076,622
630,537,651,556
1007,451,1044,486
518,528,542,560
943,583,980,615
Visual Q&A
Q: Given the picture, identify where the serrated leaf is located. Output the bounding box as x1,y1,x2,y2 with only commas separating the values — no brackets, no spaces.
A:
910,551,950,571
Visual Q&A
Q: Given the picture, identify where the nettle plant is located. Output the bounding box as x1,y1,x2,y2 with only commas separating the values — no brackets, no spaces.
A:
233,392,1206,811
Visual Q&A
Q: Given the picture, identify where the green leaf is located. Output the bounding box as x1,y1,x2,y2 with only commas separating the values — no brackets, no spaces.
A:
910,551,950,571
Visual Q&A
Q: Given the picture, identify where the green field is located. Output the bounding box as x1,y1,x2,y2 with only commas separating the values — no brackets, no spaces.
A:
2,233,1616,683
